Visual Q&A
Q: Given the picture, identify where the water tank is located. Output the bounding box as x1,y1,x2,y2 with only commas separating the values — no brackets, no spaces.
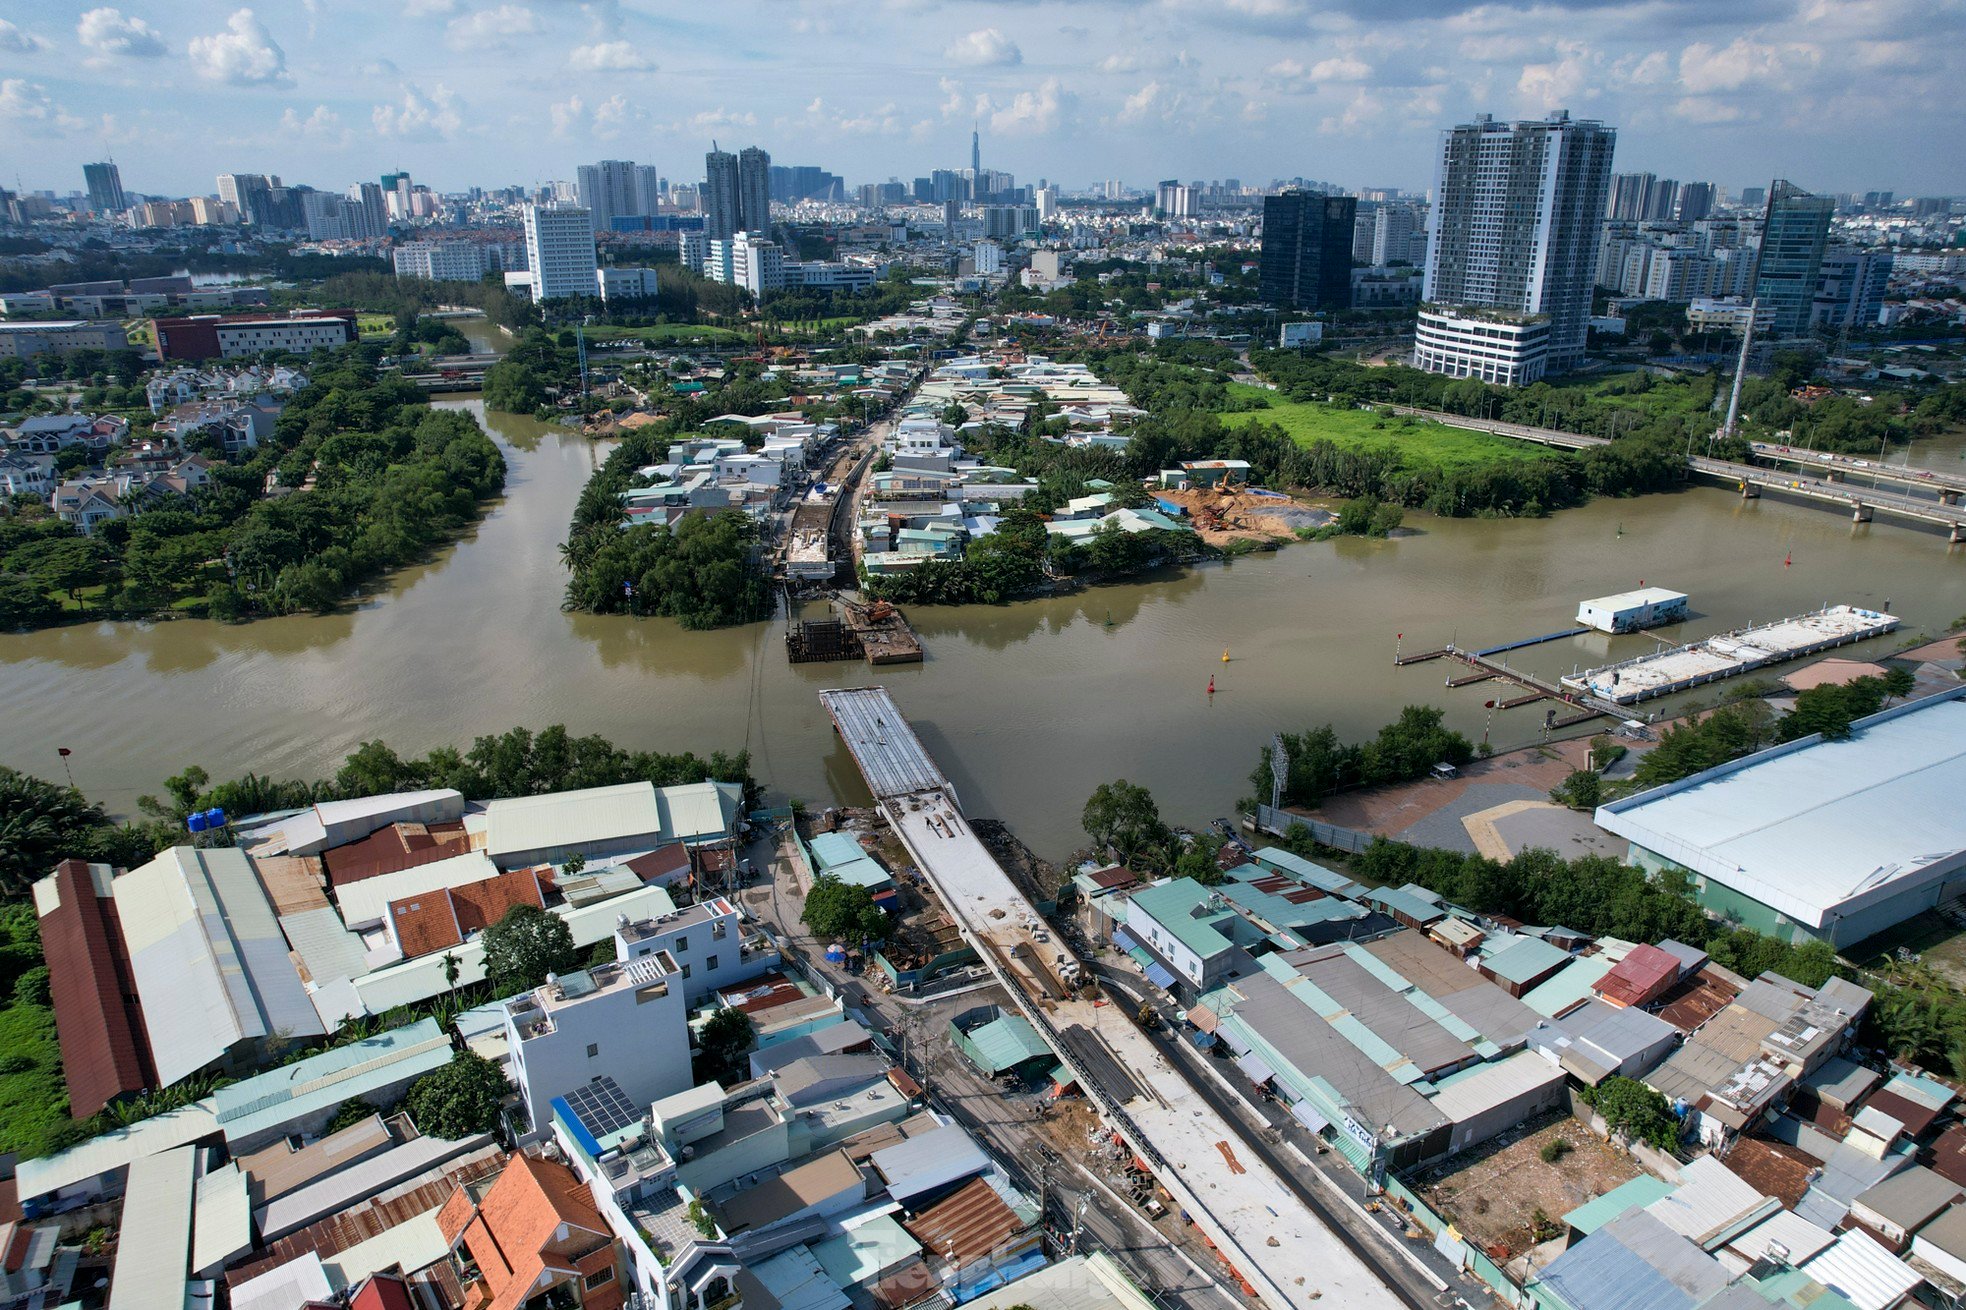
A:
186,812,209,833
206,807,227,828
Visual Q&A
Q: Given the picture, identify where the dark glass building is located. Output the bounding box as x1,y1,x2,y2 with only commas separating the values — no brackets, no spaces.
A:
1260,191,1357,311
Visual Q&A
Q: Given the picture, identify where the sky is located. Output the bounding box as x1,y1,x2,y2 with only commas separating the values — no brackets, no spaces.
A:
1,0,1962,201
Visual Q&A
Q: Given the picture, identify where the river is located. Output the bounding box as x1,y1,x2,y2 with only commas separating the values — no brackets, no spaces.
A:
4,324,1963,858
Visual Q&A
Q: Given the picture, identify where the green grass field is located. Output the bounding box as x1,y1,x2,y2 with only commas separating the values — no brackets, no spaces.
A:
588,323,751,345
356,314,396,338
1543,371,1719,420
1220,384,1562,473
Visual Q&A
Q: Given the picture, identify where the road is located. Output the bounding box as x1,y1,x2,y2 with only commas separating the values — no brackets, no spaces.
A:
733,831,1242,1310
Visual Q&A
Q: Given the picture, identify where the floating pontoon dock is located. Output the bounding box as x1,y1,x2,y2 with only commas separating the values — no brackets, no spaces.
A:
1561,604,1899,705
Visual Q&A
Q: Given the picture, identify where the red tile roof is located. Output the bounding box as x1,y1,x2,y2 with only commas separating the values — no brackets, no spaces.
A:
624,844,690,884
37,859,154,1117
1925,1123,1966,1186
1594,943,1681,1009
326,821,472,887
1867,1088,1947,1139
441,1154,615,1310
388,867,545,960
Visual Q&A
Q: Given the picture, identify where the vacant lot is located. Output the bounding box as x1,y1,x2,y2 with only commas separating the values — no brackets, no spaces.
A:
588,323,751,345
1409,1112,1641,1259
1219,383,1562,473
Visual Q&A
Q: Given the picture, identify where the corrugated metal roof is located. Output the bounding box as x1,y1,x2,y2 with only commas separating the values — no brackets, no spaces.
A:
318,1208,449,1286
1562,1175,1679,1236
280,905,369,985
1531,1210,1727,1310
808,831,868,871
213,1019,452,1145
1426,1050,1563,1125
15,1098,219,1205
960,1014,1051,1075
191,1162,253,1276
252,1133,497,1242
1481,935,1571,986
230,1252,333,1310
871,1125,989,1200
1853,1163,1963,1230
1595,690,1966,929
1800,1229,1924,1310
818,688,951,801
483,781,664,859
116,847,325,1086
334,851,500,929
1724,1207,1838,1265
658,781,743,843
1646,1156,1780,1250
106,1144,195,1310
1522,955,1614,1017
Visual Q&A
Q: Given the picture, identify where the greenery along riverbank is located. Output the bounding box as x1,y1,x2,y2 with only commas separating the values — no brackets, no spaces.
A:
0,353,505,630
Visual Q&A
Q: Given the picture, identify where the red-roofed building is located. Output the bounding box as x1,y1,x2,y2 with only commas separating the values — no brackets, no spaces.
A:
623,844,691,887
351,1272,418,1310
325,821,474,887
1593,943,1682,1010
437,1153,625,1310
387,867,547,961
33,859,155,1117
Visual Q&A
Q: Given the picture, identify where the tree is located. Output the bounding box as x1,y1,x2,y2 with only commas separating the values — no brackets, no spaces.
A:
1584,1075,1682,1150
0,767,118,898
1082,780,1169,867
406,1051,510,1138
801,874,889,950
696,1007,755,1084
1549,769,1602,811
481,903,580,997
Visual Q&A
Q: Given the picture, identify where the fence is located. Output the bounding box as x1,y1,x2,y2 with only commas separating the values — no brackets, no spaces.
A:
1251,804,1374,854
1381,1175,1535,1309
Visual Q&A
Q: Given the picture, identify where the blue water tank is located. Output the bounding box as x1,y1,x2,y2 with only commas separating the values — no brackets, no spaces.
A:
205,807,227,829
186,812,209,833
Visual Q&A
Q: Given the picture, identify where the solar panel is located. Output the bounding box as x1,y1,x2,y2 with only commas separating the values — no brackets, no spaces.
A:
562,1075,640,1137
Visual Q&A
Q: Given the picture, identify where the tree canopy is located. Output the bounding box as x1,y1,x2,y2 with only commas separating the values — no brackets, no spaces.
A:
801,874,890,950
1081,780,1170,867
481,904,581,998
406,1051,510,1139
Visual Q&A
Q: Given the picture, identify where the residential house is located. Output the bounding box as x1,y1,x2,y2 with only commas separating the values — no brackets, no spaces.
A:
503,957,693,1138
436,1153,628,1310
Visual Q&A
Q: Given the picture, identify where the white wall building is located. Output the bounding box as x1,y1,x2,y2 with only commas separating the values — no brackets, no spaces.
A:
613,896,777,1004
1413,308,1553,386
522,203,599,302
503,955,692,1137
598,266,661,303
393,241,489,283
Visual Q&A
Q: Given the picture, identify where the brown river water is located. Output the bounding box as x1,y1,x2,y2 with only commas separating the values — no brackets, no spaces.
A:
5,325,1963,858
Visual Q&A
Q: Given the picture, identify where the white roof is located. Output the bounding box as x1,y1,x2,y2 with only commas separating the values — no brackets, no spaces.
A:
1580,587,1688,611
256,1134,496,1242
1597,691,1966,928
274,788,463,855
484,781,662,859
1800,1229,1925,1310
1725,1208,1838,1266
963,1254,1157,1310
659,781,744,843
1647,1155,1779,1249
870,1125,989,1201
14,1099,219,1205
333,850,500,929
231,1251,332,1310
191,1163,253,1276
325,1208,450,1286
106,1145,195,1310
1427,1050,1565,1125
114,847,324,1086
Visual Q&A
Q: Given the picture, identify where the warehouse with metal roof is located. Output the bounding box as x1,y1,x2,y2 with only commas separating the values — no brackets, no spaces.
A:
112,847,325,1087
1596,689,1966,947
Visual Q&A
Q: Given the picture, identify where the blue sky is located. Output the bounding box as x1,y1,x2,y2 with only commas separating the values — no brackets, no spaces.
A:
1,0,1961,199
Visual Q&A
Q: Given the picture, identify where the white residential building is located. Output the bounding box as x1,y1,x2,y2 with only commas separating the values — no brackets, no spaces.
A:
597,266,661,303
502,955,692,1137
393,241,489,283
522,203,599,302
613,896,778,1004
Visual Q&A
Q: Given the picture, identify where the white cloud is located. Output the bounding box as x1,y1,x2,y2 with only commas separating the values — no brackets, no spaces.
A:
0,19,50,54
373,83,463,139
1310,54,1371,82
1672,96,1746,124
1518,57,1589,108
1614,50,1672,86
280,104,346,141
945,28,1021,67
550,94,584,136
188,9,290,85
404,0,458,14
569,40,653,72
447,4,542,51
76,8,165,59
988,78,1070,135
1678,38,1819,94
0,78,85,131
1118,82,1165,123
591,93,637,138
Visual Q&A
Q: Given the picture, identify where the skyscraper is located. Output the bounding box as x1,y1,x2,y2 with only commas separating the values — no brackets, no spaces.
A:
703,147,740,241
1674,182,1715,222
1416,110,1615,385
1752,179,1834,336
576,160,640,230
522,203,598,301
1259,191,1357,311
83,162,126,216
737,147,772,234
971,124,981,178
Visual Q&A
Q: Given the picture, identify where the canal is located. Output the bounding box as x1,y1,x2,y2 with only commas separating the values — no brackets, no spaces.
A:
3,325,1963,859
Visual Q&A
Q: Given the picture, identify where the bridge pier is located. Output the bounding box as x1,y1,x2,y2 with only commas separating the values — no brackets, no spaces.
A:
1739,482,1760,500
1852,504,1874,524
1942,489,1963,507
1952,524,1966,545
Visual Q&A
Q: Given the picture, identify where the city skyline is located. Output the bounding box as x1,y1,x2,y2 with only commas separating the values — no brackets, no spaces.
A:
0,0,1962,198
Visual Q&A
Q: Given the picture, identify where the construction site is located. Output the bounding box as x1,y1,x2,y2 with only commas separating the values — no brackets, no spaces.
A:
1155,485,1334,545
785,596,925,665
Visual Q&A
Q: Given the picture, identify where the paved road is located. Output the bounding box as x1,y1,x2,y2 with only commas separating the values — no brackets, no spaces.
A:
1089,964,1466,1310
733,833,1240,1310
